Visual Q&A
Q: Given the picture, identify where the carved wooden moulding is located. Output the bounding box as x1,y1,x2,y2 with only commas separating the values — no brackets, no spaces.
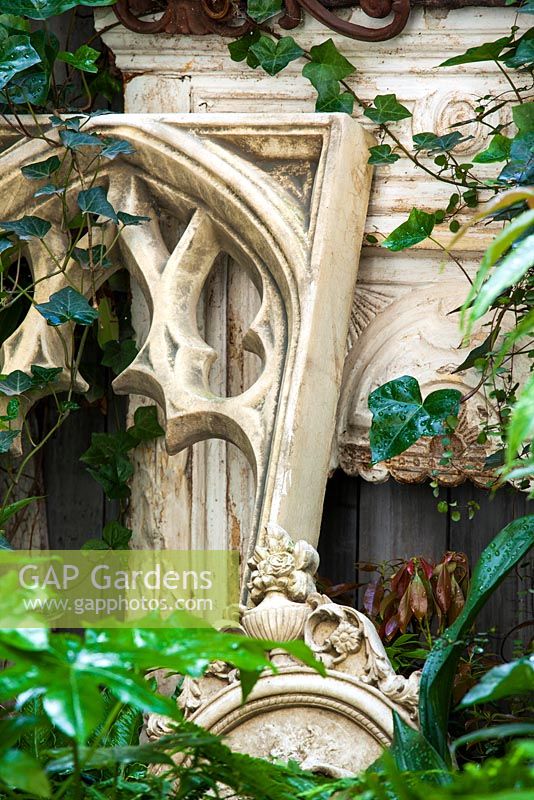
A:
0,113,372,554
145,526,419,775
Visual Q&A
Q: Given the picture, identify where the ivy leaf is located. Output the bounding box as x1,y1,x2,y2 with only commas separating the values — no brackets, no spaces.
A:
0,397,19,421
503,30,534,68
228,29,260,62
248,36,303,76
30,365,62,387
78,186,118,222
21,154,60,179
117,211,150,226
0,34,40,90
127,405,165,445
382,208,435,251
368,144,400,165
0,237,13,254
60,129,102,150
513,101,534,133
103,520,132,550
33,183,62,198
0,1,117,20
302,38,355,83
35,286,98,326
57,44,99,73
245,0,282,23
364,93,412,125
0,430,20,453
498,133,534,185
72,245,111,269
100,138,135,160
413,131,469,153
0,370,33,396
473,134,512,163
438,35,513,67
101,339,138,375
0,215,51,240
368,375,461,464
313,81,353,113
86,458,134,500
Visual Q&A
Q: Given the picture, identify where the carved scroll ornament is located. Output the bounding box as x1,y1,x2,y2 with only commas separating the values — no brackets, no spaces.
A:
0,113,372,556
145,525,419,776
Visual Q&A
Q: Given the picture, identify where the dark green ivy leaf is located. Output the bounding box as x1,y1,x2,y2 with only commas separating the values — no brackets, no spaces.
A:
503,30,534,68
438,35,513,67
101,339,138,375
0,370,33,396
0,215,51,240
301,39,355,114
513,101,534,134
128,405,165,445
363,93,412,125
248,35,303,76
498,133,534,185
77,186,118,222
0,429,20,453
21,154,61,179
35,286,98,326
245,0,282,23
413,130,470,153
103,520,132,550
72,244,111,269
30,365,62,386
0,1,117,21
100,138,136,160
228,29,260,63
0,238,12,254
60,128,102,150
368,144,400,165
382,208,435,251
57,44,99,73
117,211,150,226
368,375,461,464
33,183,62,198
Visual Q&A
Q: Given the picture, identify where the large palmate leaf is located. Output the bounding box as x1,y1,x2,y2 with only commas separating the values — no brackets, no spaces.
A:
419,515,534,760
368,375,461,464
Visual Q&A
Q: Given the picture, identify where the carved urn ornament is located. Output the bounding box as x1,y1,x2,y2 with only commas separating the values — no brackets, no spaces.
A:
145,526,419,776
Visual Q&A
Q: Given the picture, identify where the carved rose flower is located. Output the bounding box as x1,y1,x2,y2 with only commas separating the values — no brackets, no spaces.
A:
264,551,295,577
327,620,362,655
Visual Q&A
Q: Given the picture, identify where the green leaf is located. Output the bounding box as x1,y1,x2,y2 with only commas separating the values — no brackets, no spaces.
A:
60,128,102,150
301,39,355,114
0,397,19,421
452,722,534,755
0,1,117,20
0,430,19,453
100,138,135,160
419,515,534,760
0,237,12,254
35,286,98,326
470,233,534,322
101,339,138,374
506,373,534,462
228,29,260,62
367,144,400,165
0,215,51,240
513,101,534,133
0,748,51,798
453,330,498,372
0,370,33,395
313,81,353,113
33,183,62,198
87,458,134,500
473,134,512,163
248,35,303,76
382,208,435,251
43,676,104,744
102,520,132,549
498,133,534,184
30,365,62,386
0,34,40,90
246,0,282,23
117,211,150,226
78,186,118,222
0,496,40,527
2,68,49,104
363,93,412,125
413,131,469,153
438,35,513,66
72,244,111,269
0,14,30,32
368,375,461,463
390,712,451,784
21,154,61,179
97,296,118,348
504,31,534,67
459,656,534,707
57,43,99,73
128,405,165,445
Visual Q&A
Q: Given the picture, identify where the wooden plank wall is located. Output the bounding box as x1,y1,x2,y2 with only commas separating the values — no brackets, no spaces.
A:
319,472,532,656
